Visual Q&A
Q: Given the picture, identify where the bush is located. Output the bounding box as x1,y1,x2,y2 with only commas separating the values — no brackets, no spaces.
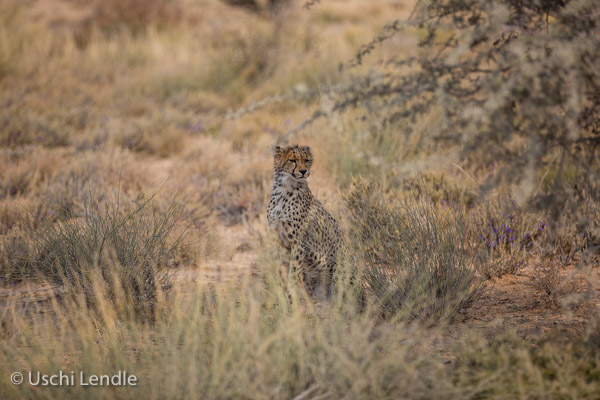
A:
71,0,183,48
275,0,599,260
223,0,294,15
0,234,32,284
80,0,182,34
467,192,544,277
29,192,185,319
345,181,482,323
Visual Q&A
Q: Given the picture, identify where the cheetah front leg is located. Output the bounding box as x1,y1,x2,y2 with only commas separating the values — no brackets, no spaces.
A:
270,243,292,303
286,246,307,302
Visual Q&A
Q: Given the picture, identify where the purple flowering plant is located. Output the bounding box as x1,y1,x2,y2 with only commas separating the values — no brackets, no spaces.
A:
469,196,545,278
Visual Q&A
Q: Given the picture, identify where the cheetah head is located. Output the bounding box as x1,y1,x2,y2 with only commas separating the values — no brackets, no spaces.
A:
272,144,313,180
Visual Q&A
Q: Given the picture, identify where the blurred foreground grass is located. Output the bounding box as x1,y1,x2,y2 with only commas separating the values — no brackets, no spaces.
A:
1,252,599,399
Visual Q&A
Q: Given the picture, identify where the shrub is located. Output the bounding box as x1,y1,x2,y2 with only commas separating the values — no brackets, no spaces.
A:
527,262,563,304
0,234,32,284
345,181,482,323
468,193,544,277
223,0,294,15
29,192,185,319
539,195,600,266
271,0,599,260
0,110,72,149
72,0,183,44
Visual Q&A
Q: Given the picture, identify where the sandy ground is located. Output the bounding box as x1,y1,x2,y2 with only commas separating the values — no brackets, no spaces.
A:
455,263,599,341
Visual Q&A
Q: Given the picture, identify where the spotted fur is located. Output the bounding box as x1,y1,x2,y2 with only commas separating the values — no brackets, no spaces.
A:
267,144,341,299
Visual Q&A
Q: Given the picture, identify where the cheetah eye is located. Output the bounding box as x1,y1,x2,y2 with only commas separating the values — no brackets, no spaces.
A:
288,159,296,164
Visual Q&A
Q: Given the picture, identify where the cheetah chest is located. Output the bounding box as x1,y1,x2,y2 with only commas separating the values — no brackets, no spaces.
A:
268,180,312,250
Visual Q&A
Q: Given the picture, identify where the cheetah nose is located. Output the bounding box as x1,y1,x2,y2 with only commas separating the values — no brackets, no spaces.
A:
299,169,307,176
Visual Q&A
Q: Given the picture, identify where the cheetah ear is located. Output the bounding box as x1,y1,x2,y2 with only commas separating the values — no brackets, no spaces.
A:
303,145,311,153
272,144,284,156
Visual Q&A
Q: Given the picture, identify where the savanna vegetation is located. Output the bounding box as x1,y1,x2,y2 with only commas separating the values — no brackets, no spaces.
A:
0,0,599,398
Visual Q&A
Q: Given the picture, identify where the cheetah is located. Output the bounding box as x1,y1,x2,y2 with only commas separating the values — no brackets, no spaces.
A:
267,144,342,299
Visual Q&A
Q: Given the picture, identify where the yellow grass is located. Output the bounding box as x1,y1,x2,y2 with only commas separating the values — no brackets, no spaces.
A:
1,0,599,398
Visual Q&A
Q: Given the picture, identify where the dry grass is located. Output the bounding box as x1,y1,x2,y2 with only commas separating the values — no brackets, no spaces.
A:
0,0,598,398
1,258,599,399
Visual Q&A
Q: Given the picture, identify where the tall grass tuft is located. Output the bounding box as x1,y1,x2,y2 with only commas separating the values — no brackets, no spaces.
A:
346,181,482,323
29,192,184,319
